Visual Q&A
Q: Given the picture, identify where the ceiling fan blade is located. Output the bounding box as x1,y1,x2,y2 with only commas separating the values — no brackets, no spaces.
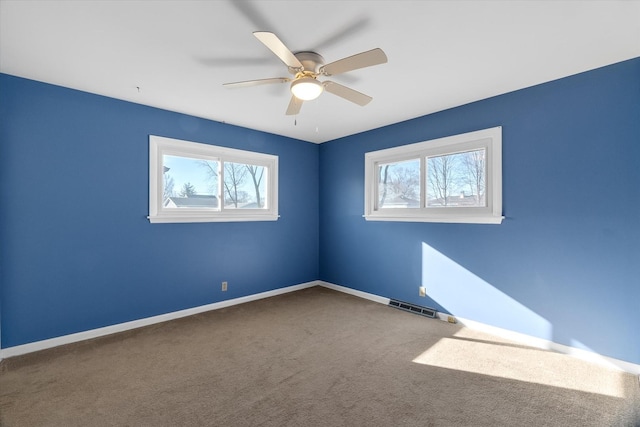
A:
223,77,290,88
323,81,372,106
285,96,303,115
319,48,387,76
253,31,303,70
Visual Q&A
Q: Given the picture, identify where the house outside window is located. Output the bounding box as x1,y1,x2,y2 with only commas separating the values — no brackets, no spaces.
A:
149,135,278,223
364,127,503,224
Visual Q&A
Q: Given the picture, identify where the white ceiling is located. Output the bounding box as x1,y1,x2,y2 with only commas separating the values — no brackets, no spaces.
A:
1,1,639,143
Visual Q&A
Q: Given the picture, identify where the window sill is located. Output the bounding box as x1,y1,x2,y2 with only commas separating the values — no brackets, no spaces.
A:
148,214,280,223
363,214,504,224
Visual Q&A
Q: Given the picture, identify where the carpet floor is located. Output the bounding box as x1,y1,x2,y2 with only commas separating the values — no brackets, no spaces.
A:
1,286,638,426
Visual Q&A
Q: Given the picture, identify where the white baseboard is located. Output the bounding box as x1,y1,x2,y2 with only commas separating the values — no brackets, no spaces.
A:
452,316,640,375
0,280,320,361
318,281,390,305
3,280,639,376
320,281,640,375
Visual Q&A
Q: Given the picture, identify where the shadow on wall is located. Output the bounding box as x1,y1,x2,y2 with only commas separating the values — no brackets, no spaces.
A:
420,242,628,371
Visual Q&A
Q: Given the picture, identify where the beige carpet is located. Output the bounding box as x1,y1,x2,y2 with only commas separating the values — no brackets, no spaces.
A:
1,286,638,426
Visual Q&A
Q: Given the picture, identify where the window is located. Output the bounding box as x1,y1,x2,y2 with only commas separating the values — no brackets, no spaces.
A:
364,127,503,224
149,135,278,223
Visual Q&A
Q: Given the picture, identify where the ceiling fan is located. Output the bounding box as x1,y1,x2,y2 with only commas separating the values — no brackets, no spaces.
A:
223,31,388,115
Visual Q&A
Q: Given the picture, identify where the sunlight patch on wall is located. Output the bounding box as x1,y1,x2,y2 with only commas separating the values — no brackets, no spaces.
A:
412,332,628,398
421,242,552,339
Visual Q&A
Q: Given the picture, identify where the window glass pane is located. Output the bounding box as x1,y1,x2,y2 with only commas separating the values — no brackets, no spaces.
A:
377,158,420,208
163,154,219,209
426,149,486,207
223,162,268,209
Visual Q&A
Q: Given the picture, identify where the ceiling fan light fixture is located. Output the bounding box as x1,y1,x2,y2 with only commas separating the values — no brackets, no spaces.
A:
290,77,323,101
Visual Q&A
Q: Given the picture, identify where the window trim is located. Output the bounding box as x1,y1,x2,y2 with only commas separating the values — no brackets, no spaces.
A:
364,127,503,224
148,135,278,223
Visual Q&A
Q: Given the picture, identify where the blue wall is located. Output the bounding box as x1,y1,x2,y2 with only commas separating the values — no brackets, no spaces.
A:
0,74,319,348
319,58,640,365
2,58,639,366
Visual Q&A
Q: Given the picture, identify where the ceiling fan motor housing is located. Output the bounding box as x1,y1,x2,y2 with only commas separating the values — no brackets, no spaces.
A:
290,51,325,74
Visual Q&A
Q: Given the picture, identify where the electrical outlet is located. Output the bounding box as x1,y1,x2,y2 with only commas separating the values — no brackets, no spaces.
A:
418,286,426,297
221,281,228,291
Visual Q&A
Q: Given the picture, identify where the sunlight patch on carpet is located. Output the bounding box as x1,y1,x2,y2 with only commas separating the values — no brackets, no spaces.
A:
412,333,628,398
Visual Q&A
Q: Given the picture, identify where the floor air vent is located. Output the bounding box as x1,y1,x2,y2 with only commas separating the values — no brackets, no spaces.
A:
389,299,437,318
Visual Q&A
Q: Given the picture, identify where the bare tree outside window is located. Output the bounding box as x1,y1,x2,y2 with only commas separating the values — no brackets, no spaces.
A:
427,149,486,207
364,127,501,223
163,170,175,204
461,149,486,206
223,162,248,208
197,160,266,209
378,159,420,208
379,164,390,206
198,160,219,195
427,154,457,206
246,164,265,208
150,136,279,223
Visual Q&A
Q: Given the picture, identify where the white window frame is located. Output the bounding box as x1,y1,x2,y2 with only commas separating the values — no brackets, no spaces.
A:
364,127,503,224
148,135,278,223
